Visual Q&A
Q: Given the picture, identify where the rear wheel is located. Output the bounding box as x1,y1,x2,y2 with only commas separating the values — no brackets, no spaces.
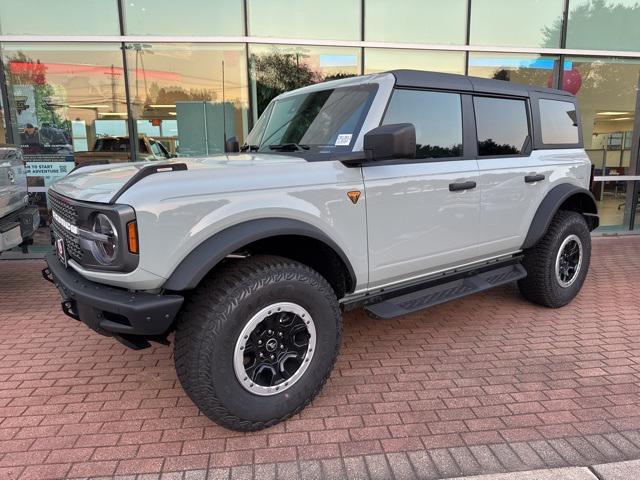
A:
174,255,341,431
518,210,591,308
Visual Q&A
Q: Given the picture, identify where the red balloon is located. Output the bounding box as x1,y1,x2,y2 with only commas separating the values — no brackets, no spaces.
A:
547,67,582,94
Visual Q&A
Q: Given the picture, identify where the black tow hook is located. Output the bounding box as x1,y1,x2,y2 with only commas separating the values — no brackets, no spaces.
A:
61,300,80,321
41,267,54,284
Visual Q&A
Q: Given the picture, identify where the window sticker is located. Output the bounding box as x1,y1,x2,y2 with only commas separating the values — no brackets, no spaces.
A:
335,134,352,146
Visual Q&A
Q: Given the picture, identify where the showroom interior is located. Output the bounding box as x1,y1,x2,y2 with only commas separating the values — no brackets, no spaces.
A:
1,0,640,257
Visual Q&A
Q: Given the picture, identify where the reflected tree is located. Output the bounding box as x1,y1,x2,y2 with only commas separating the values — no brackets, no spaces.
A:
478,139,520,156
542,0,640,51
250,50,323,115
6,52,69,131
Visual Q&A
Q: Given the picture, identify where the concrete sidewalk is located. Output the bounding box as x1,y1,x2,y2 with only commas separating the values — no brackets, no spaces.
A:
454,459,640,479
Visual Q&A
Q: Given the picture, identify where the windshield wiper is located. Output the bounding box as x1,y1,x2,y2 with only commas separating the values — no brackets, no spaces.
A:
240,143,259,152
268,143,310,152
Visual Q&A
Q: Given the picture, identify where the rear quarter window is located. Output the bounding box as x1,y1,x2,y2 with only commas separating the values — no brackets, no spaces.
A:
539,99,579,145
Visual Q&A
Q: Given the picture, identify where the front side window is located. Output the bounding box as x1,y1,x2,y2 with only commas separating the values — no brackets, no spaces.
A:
539,99,579,145
254,85,376,153
474,97,529,156
382,89,463,159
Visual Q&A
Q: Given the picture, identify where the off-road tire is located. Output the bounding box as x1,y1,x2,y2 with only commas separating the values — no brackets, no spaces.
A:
174,255,342,431
518,210,591,308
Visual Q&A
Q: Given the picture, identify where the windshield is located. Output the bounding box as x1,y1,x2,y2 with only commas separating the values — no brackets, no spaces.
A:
246,84,377,154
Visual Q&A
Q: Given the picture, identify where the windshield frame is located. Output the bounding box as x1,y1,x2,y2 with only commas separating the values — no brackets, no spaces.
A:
248,83,379,160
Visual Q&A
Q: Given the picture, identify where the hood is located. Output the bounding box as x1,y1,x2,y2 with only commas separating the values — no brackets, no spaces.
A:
49,153,307,203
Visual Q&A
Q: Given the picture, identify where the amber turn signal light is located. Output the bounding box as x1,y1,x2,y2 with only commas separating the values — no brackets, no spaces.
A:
127,221,139,254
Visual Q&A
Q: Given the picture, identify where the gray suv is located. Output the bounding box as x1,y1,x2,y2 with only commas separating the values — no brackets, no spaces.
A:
43,70,598,431
0,146,39,253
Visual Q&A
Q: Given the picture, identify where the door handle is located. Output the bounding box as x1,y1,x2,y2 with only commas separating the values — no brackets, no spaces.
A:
449,181,477,192
524,174,545,183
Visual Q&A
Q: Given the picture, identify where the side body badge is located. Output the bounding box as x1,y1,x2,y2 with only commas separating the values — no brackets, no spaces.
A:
347,190,361,204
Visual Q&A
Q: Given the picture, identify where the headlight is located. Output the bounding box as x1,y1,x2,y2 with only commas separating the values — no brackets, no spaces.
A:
91,213,119,265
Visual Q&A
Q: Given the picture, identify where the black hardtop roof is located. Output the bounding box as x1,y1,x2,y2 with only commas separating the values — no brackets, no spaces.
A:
387,69,575,99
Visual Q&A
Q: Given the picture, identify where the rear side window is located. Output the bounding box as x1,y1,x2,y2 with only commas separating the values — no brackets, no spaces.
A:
383,89,463,159
539,99,579,145
474,97,529,156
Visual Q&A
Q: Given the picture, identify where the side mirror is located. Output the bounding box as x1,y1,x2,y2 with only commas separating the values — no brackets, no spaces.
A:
225,136,240,153
363,123,416,161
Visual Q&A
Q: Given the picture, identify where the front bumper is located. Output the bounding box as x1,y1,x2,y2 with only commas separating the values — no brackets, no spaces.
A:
0,205,39,252
43,252,183,347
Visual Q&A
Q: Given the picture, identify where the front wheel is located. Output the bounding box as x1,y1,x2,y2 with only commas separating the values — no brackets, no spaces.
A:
174,255,341,431
518,210,591,308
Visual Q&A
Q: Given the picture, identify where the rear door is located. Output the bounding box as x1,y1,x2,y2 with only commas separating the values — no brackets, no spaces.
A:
363,88,481,288
474,95,550,257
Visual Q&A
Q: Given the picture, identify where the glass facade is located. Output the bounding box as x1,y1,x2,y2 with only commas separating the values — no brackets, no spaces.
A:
1,0,640,256
567,0,640,51
0,0,120,36
249,44,361,117
125,43,248,157
365,0,467,45
247,0,361,40
468,53,560,87
364,49,465,75
470,0,565,48
124,0,244,36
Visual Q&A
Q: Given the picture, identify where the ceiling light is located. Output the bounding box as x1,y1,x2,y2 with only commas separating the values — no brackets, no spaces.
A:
68,105,110,109
596,111,631,116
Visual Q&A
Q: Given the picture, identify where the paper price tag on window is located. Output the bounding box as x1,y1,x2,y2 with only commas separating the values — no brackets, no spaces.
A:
335,134,352,146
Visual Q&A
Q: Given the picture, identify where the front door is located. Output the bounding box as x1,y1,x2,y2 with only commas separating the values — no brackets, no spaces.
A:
363,88,480,288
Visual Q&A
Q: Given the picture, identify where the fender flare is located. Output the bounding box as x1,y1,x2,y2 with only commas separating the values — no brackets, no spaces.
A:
522,183,599,250
162,218,357,291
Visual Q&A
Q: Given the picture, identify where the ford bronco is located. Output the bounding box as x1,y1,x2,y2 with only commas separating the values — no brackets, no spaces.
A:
43,70,598,431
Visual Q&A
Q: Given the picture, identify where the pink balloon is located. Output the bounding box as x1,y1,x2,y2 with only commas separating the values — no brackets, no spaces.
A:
547,67,582,94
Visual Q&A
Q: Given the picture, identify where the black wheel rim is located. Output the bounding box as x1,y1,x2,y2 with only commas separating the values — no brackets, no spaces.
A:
234,302,315,396
555,234,583,288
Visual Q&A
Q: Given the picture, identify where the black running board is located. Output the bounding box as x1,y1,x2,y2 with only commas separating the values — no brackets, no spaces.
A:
365,264,527,319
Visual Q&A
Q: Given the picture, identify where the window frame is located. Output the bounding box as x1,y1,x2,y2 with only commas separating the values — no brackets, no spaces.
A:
472,93,534,159
376,87,476,164
530,92,583,150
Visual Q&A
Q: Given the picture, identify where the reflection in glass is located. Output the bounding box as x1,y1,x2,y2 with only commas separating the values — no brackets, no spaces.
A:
563,57,640,230
253,85,375,153
539,99,579,145
249,44,361,118
383,90,463,159
124,0,244,36
125,43,249,157
468,53,560,87
474,97,529,156
567,0,640,51
1,43,129,251
0,95,5,144
470,0,564,48
365,0,466,45
247,0,360,40
2,43,128,160
594,180,634,229
364,49,465,75
0,0,120,35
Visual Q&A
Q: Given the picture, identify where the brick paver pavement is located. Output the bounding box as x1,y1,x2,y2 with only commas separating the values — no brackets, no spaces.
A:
1,236,640,479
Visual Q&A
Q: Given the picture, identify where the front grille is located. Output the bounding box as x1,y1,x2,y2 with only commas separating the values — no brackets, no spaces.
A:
49,191,83,262
49,191,78,225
